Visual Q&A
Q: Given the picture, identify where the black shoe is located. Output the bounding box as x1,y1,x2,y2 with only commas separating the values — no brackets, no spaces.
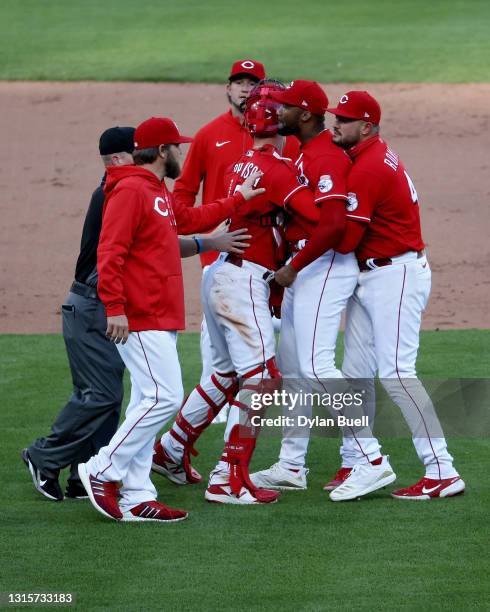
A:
65,480,88,499
21,448,64,501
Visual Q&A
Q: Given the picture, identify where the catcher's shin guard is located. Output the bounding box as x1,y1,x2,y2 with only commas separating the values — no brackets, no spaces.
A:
169,371,239,481
222,424,280,503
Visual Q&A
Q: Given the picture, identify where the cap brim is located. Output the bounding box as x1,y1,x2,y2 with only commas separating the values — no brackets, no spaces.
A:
176,136,193,144
229,72,261,82
326,107,362,119
269,90,298,107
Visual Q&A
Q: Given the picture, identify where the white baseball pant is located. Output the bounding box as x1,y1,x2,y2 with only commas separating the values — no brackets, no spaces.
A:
86,330,184,512
342,251,458,478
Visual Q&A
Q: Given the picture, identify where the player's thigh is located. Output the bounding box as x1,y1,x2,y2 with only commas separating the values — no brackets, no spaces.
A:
363,261,430,378
277,286,300,377
209,268,274,375
117,331,184,409
342,289,377,379
293,257,357,379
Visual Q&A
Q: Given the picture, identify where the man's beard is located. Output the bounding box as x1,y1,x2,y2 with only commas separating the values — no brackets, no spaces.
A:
278,124,296,136
165,153,181,179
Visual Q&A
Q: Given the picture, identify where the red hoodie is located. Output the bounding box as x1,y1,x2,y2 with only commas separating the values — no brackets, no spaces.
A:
97,165,244,331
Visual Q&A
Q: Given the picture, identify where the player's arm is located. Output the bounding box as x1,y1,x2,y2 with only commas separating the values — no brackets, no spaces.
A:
275,199,346,287
174,172,264,235
335,169,381,254
173,132,206,208
179,228,251,258
335,219,367,253
97,188,145,343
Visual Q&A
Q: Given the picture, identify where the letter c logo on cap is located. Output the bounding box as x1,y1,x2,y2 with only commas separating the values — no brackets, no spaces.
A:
340,94,349,104
241,61,255,69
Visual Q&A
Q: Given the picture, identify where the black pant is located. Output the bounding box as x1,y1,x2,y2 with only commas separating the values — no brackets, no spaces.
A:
28,291,124,483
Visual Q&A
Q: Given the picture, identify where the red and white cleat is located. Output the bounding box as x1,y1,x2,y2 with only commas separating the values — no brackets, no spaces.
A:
391,476,465,500
323,467,352,491
78,462,122,520
205,469,280,505
122,500,188,522
151,440,201,485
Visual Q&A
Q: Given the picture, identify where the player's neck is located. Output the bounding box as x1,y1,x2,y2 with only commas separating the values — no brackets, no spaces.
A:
299,125,323,146
253,135,284,152
230,105,244,121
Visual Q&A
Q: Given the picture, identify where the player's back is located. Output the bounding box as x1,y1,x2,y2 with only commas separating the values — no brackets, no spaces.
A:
350,136,425,259
225,145,303,270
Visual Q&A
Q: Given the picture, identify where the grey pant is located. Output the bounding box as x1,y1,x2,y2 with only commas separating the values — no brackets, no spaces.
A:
28,291,124,483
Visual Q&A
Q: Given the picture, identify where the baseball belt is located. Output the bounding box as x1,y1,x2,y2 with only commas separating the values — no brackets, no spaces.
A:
224,254,274,283
70,281,98,300
359,249,425,272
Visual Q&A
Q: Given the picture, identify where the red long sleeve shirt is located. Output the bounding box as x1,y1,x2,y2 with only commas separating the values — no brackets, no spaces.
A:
97,165,244,331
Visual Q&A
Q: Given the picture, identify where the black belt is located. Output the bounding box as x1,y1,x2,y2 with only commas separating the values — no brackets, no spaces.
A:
224,254,274,283
70,281,98,299
359,250,425,272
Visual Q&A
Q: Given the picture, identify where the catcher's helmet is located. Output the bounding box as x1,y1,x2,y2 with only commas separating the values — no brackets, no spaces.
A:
244,79,285,137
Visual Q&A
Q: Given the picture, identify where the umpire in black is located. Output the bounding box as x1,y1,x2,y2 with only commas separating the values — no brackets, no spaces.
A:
22,127,135,501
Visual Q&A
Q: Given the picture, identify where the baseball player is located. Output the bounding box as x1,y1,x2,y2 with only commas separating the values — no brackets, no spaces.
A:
21,127,134,502
77,117,265,522
152,82,324,504
250,81,390,493
174,60,299,422
324,91,465,501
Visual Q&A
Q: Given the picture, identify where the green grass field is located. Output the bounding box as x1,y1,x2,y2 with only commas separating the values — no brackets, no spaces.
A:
1,0,490,82
1,331,489,611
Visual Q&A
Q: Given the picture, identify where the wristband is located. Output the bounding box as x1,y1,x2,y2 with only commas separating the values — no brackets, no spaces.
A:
193,237,203,254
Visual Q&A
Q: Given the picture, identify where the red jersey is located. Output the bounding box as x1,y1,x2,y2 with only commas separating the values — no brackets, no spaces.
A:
173,110,300,266
285,130,351,243
346,135,425,260
97,165,243,331
224,145,313,270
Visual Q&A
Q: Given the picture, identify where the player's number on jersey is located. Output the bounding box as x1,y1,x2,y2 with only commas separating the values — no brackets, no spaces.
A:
404,171,418,204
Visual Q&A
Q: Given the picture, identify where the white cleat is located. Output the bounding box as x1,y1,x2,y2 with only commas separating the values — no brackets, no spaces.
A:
329,456,396,502
249,462,308,490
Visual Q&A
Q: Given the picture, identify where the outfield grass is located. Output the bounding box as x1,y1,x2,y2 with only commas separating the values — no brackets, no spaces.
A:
1,331,489,610
1,0,490,82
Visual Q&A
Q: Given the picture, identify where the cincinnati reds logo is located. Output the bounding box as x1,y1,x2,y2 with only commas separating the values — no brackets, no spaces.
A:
346,192,359,211
241,61,255,69
154,196,169,217
340,94,349,104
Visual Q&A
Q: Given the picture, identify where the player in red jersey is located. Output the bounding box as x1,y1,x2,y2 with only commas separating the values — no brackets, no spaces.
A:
173,60,299,424
152,82,321,504
324,91,465,501
250,81,388,493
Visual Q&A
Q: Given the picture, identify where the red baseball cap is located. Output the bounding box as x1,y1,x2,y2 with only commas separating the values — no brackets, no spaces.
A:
327,91,381,124
134,117,193,150
269,80,329,115
229,59,266,82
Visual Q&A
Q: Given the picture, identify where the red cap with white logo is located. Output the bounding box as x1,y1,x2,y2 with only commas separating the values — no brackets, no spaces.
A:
229,59,266,82
268,80,329,116
134,117,193,150
327,91,381,124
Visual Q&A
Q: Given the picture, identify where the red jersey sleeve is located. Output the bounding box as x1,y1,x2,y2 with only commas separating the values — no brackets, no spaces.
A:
345,168,383,224
97,187,146,317
173,131,206,208
308,154,350,205
267,161,307,208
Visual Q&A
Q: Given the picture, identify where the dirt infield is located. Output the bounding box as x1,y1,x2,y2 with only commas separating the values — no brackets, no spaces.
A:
1,82,489,333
